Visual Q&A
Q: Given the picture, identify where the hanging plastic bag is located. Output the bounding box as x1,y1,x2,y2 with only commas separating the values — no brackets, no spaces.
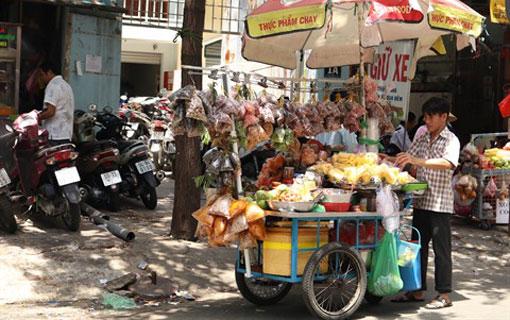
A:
248,219,267,241
208,194,233,218
376,185,400,233
499,93,510,118
367,231,404,297
396,225,421,268
483,178,498,198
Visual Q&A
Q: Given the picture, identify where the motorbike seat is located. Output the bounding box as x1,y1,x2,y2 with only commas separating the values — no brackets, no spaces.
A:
77,140,118,154
117,140,144,152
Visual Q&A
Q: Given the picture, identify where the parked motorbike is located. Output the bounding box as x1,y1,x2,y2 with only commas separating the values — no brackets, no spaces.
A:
73,106,123,212
0,111,81,231
149,118,175,172
94,106,162,210
0,159,16,233
119,108,151,141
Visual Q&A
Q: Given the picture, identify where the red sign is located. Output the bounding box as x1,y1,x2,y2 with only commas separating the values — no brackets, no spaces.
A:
366,0,424,25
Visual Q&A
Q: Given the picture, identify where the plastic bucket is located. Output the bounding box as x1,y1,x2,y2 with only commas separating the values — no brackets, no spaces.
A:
399,247,421,292
320,202,351,212
396,225,421,268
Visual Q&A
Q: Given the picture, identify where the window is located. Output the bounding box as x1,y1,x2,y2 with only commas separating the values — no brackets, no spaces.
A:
122,0,268,34
205,40,222,66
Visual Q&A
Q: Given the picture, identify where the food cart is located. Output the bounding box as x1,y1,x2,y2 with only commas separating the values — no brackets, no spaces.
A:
459,132,510,231
175,67,425,320
235,210,387,319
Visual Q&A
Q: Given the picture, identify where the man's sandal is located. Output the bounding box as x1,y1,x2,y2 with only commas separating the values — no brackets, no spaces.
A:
391,292,425,303
425,295,452,309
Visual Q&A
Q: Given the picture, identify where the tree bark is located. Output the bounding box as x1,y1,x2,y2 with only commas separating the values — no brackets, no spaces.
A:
170,0,206,240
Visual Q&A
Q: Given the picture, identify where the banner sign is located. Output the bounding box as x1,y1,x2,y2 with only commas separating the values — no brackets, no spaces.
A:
428,4,484,37
490,0,510,24
366,0,424,25
496,199,509,224
368,41,414,115
246,4,326,38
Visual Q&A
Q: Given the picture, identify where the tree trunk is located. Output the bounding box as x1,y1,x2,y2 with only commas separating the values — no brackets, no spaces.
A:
170,0,206,240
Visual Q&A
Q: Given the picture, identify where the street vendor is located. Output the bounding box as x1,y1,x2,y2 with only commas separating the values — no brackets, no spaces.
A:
39,61,75,146
315,89,359,152
382,97,460,309
315,126,358,153
389,112,416,153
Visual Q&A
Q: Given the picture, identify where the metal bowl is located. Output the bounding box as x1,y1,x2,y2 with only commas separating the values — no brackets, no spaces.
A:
269,200,317,212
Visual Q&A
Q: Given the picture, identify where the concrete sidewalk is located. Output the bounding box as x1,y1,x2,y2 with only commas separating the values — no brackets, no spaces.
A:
0,179,508,320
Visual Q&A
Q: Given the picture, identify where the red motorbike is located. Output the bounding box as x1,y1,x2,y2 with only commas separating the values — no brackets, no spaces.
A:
0,111,82,231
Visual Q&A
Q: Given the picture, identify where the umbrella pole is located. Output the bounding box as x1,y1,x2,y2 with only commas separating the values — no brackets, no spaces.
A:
357,3,369,145
357,3,365,109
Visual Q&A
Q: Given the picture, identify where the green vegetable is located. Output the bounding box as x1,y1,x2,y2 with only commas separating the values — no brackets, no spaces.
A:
235,120,247,148
244,197,254,202
257,200,269,210
254,190,270,201
200,123,211,145
271,128,294,152
311,204,326,213
193,173,215,191
267,189,279,200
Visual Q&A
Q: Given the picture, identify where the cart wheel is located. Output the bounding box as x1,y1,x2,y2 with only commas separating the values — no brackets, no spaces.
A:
480,220,491,230
302,242,367,320
235,260,293,306
364,292,383,304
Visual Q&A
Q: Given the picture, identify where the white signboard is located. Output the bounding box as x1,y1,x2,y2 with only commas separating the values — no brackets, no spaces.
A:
496,198,509,224
368,41,414,118
85,55,102,73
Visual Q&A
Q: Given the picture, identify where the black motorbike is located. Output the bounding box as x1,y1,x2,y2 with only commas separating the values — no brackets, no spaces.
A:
96,107,162,210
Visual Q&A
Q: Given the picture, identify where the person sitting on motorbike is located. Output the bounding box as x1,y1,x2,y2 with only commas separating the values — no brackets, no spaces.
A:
39,60,75,146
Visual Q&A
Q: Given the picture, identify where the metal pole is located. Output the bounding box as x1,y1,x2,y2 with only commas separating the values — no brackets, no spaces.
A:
222,67,251,278
357,4,365,108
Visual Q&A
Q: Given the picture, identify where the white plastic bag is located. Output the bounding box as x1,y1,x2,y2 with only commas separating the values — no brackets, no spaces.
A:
376,185,400,232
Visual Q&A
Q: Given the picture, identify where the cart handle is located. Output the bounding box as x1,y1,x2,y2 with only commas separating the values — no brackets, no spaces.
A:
396,224,421,244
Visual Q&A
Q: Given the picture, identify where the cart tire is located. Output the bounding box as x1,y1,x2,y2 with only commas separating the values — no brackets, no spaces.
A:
480,220,491,230
235,262,293,306
364,292,383,304
302,242,367,320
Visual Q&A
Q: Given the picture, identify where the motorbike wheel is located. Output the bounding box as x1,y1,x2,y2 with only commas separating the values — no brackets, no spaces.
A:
141,187,157,210
108,192,121,212
61,200,81,232
0,197,17,234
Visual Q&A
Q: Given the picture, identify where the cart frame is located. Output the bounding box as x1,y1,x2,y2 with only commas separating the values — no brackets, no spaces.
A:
236,211,386,283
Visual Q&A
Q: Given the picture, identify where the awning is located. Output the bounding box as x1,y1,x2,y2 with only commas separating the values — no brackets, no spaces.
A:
24,0,127,13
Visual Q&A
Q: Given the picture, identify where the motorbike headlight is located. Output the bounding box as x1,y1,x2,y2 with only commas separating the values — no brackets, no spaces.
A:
151,143,161,152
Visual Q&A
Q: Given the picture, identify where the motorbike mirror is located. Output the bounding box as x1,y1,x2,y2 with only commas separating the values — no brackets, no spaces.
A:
88,104,98,112
4,123,13,133
103,106,113,114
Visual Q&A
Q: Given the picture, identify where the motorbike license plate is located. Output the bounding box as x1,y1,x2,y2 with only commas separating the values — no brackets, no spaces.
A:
101,170,122,187
151,131,165,140
54,167,81,186
0,168,11,188
135,159,155,174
